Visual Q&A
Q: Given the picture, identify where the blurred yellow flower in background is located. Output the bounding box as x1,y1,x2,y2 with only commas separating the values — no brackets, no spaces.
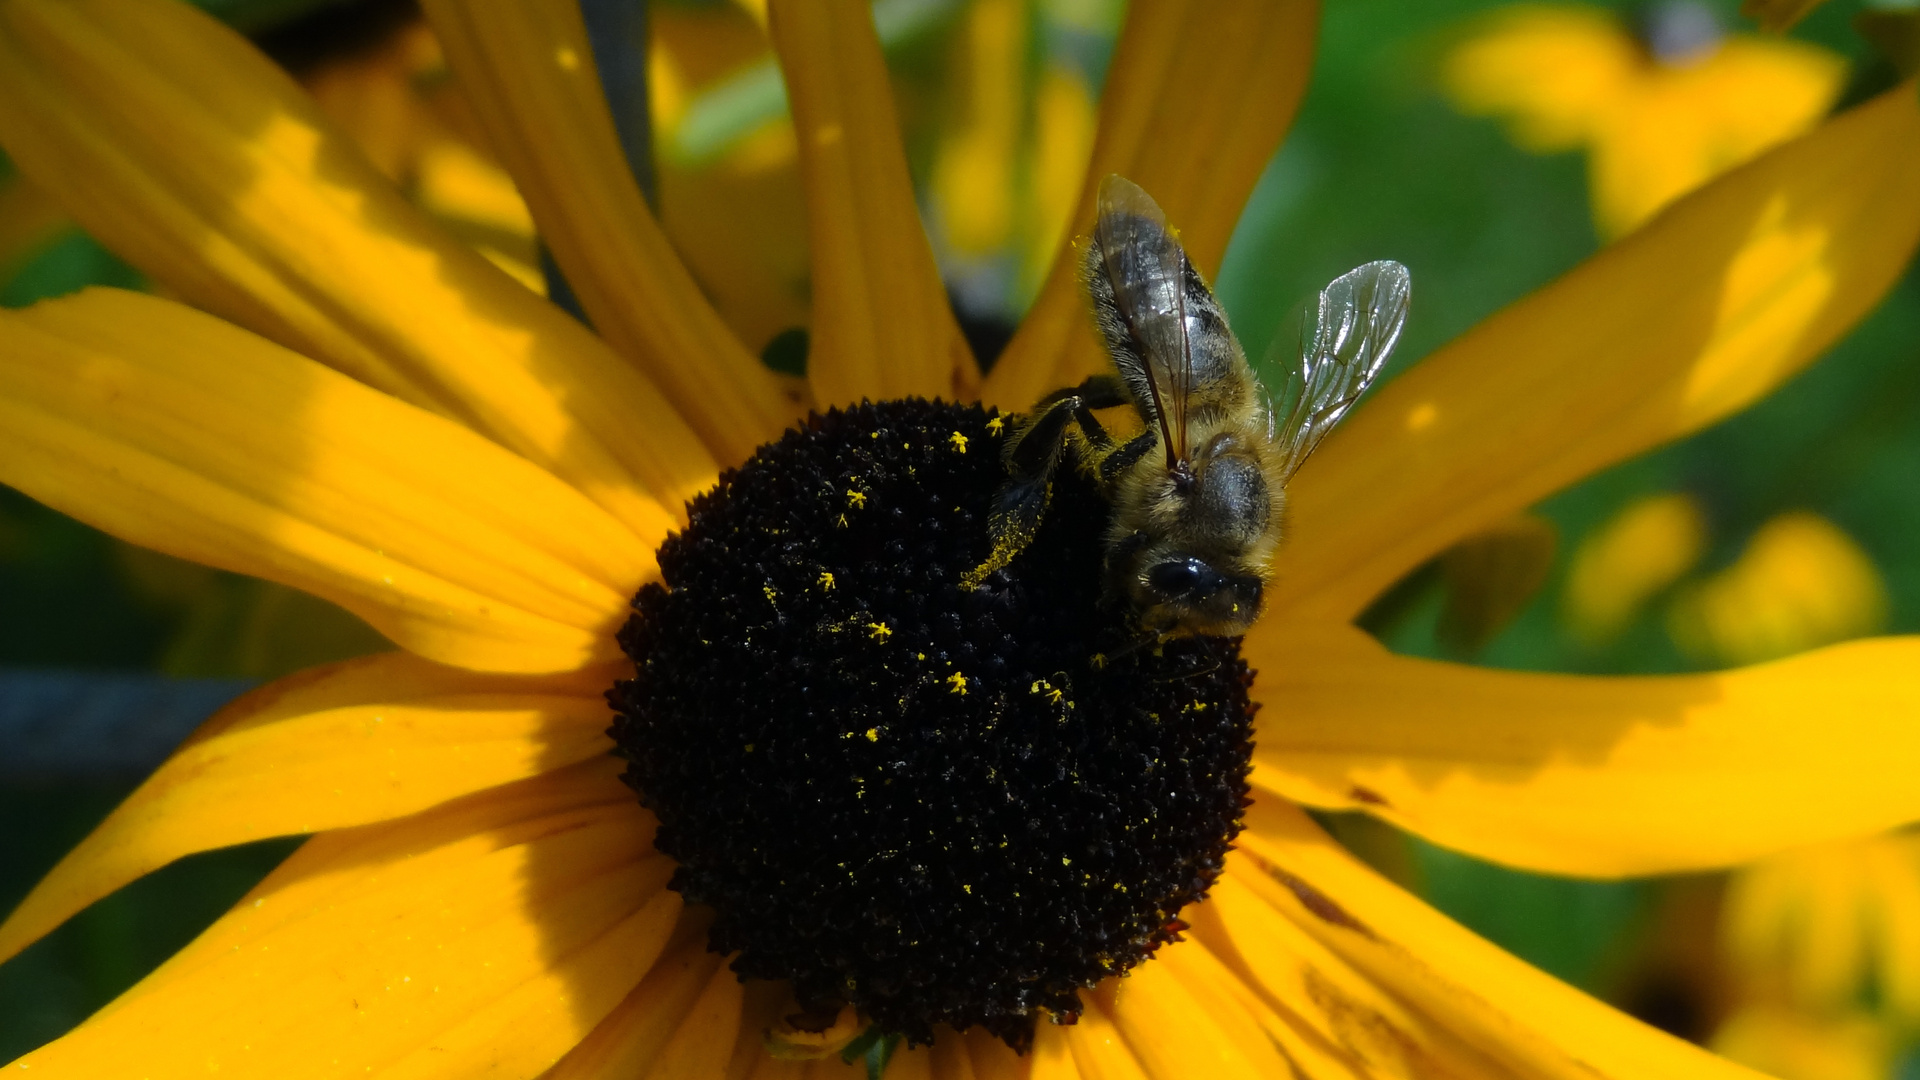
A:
1669,511,1889,667
292,13,546,292
1562,490,1709,648
1443,3,1846,238
650,0,812,356
1712,1003,1894,1080
1713,831,1920,1078
928,0,1101,312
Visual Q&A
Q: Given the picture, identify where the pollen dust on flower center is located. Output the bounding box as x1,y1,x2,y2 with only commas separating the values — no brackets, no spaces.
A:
609,400,1255,1051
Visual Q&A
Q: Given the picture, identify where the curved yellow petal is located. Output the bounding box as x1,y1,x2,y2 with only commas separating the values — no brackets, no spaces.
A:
929,1028,1014,1080
767,0,976,406
1187,874,1503,1078
1037,1002,1137,1080
984,0,1320,411
1231,800,1769,1080
421,0,804,465
1274,81,1920,623
0,0,715,530
1247,622,1920,877
1097,943,1291,1080
11,763,680,1079
0,652,619,966
0,290,652,673
542,929,720,1080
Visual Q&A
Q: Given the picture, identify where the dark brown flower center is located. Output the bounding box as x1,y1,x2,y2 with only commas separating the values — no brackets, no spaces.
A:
609,399,1254,1050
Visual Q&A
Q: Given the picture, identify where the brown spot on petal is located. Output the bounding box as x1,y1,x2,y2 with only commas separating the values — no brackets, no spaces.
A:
1304,969,1443,1077
1349,785,1389,807
1270,866,1375,938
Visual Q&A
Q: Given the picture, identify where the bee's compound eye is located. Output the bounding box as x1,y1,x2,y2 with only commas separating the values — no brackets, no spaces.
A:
1148,557,1210,596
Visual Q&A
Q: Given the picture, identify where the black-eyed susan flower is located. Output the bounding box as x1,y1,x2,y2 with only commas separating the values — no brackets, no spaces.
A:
1442,3,1846,239
1713,827,1920,1079
3,1,1920,1077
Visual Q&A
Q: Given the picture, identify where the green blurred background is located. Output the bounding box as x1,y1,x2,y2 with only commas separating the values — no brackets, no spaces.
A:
2,0,1917,1073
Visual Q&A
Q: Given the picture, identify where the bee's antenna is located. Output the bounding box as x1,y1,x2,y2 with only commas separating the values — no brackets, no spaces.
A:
1097,630,1165,666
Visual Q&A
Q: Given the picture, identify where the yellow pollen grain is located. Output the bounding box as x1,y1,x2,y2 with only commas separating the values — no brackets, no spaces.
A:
865,728,880,742
818,571,836,591
1090,653,1108,670
867,622,892,641
763,585,778,602
847,490,868,508
947,672,969,695
987,415,1006,435
948,432,969,453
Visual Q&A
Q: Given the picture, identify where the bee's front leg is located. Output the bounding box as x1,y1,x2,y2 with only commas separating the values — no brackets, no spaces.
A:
1093,432,1156,494
966,376,1132,590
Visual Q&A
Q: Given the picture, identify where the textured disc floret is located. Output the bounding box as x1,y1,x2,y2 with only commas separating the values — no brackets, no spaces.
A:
610,400,1255,1049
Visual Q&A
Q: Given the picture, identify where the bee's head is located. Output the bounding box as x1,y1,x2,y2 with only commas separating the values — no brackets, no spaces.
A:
1133,553,1264,638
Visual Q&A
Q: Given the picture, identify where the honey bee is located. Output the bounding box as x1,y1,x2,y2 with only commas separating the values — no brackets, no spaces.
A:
966,175,1410,638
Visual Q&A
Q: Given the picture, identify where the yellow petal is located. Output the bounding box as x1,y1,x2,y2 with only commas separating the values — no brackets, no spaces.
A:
0,652,619,965
1037,1000,1140,1080
767,0,976,406
0,0,714,530
1247,622,1920,876
1274,80,1920,623
421,0,803,465
1231,800,1769,1080
1096,943,1291,1080
544,928,745,1080
880,1044,932,1080
1187,873,1502,1077
0,289,653,673
984,0,1320,411
12,763,680,1078
1148,933,1379,1080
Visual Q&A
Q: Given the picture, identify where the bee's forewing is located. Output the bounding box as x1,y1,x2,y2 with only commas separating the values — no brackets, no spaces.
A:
1094,175,1193,459
1273,260,1410,481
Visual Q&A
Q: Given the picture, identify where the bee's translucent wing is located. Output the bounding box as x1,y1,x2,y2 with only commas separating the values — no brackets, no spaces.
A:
1093,175,1192,465
1271,260,1410,482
